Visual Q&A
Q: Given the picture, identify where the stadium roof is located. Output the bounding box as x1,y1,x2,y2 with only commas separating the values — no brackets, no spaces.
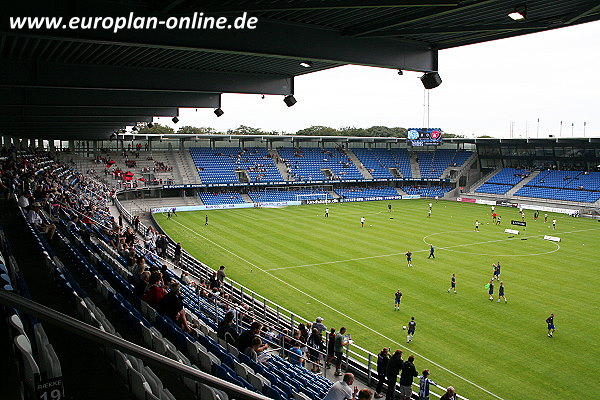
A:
1,1,599,140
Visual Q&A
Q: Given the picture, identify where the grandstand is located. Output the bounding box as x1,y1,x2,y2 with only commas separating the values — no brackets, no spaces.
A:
2,1,600,399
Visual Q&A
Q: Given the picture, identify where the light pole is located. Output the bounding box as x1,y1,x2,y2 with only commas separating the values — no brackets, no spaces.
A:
584,121,587,137
559,121,563,137
536,118,540,138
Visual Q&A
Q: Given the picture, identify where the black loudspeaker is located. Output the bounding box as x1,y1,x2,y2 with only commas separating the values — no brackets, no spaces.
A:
284,95,297,107
420,72,442,89
214,108,224,117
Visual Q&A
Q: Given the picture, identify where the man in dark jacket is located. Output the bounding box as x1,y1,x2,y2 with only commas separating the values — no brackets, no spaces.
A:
399,355,418,400
375,348,390,398
385,350,403,400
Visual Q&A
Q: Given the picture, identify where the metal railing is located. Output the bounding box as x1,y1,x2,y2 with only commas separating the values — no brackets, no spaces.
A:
0,290,272,400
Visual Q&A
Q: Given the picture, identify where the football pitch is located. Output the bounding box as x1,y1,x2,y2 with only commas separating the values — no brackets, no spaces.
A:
155,199,600,400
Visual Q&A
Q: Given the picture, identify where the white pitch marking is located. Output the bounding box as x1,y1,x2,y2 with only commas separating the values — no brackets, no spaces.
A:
170,218,506,400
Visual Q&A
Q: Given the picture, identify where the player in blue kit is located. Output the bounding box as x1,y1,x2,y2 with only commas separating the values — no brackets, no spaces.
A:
487,280,494,300
406,317,416,343
405,251,413,267
497,281,507,303
394,289,403,311
546,313,556,337
447,274,456,294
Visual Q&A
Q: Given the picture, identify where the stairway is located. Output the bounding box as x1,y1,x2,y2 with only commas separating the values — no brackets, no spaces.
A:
268,149,293,181
409,152,421,179
175,150,202,184
241,193,253,203
343,148,373,179
395,187,408,196
505,170,541,196
329,190,341,199
468,167,502,192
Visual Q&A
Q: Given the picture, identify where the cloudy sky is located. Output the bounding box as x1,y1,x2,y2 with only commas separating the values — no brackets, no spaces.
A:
155,21,600,139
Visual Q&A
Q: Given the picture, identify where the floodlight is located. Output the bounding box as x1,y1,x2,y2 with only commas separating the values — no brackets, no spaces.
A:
284,95,297,107
214,108,224,117
172,116,179,124
420,72,442,89
299,61,312,68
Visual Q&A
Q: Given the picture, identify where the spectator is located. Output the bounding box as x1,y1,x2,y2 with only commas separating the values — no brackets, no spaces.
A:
375,348,390,398
134,271,150,297
244,336,263,363
141,272,166,308
67,215,80,233
158,282,190,332
173,242,182,266
326,328,336,368
217,311,239,345
237,321,268,353
385,350,403,400
440,387,457,400
357,389,373,400
313,317,327,334
216,265,226,283
28,204,56,241
334,327,350,376
322,373,358,400
17,192,31,208
399,355,418,400
418,369,437,400
307,328,325,373
181,271,195,286
288,340,304,366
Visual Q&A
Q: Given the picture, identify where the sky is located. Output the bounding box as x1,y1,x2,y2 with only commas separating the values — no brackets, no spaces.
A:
154,21,600,139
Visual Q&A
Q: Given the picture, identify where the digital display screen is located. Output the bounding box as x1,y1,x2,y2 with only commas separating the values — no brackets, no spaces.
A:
407,128,443,146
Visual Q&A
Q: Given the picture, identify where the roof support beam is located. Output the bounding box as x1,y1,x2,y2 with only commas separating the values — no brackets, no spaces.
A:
0,116,153,123
196,1,459,13
0,87,221,108
0,106,178,117
0,59,293,95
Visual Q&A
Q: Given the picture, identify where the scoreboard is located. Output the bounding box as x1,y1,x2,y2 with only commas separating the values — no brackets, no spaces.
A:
407,128,443,146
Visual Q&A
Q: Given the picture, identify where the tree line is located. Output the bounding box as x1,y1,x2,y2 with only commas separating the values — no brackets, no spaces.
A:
136,123,463,138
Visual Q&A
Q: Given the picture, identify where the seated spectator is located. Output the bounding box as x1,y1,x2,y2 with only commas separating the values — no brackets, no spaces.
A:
141,271,166,308
181,271,195,286
133,271,150,297
67,215,80,233
158,282,190,332
322,373,358,400
17,192,31,208
237,321,269,353
244,336,264,363
217,311,239,345
28,204,56,241
357,390,373,400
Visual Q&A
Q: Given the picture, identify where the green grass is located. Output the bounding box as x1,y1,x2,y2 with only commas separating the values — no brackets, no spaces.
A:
155,199,600,400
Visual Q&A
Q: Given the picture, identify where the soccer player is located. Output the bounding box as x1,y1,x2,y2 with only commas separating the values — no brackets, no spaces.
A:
475,220,480,232
546,313,556,337
435,195,439,203
172,207,177,217
447,273,456,293
388,203,392,212
496,215,501,225
427,209,431,218
428,245,435,259
166,210,171,219
544,213,548,223
325,208,329,218
205,215,209,225
394,289,402,311
406,317,416,343
492,264,499,281
492,212,497,222
495,262,501,280
405,251,413,267
428,203,432,211
491,205,495,213
487,280,494,300
534,211,539,221
521,211,525,222
497,281,507,303
552,219,557,230
361,216,365,227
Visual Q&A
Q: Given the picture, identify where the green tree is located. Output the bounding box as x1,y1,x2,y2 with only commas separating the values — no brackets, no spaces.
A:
227,125,264,135
177,126,217,134
137,123,174,134
295,126,339,136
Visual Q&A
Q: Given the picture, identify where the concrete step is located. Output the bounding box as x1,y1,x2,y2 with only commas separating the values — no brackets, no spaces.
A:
395,187,408,196
241,193,253,203
409,153,421,179
505,170,540,196
268,149,293,181
343,148,373,179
